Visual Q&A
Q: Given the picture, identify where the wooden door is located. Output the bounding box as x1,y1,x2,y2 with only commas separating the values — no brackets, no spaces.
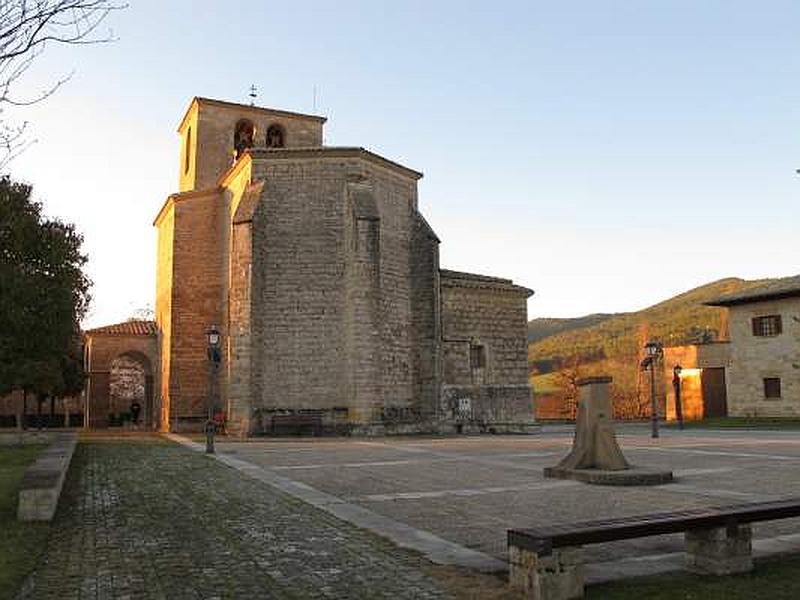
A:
702,368,728,418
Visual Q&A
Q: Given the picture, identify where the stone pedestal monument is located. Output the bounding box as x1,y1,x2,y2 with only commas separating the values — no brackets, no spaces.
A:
545,376,672,485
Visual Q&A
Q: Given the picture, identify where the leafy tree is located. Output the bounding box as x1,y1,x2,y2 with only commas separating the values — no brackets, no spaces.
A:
0,176,90,429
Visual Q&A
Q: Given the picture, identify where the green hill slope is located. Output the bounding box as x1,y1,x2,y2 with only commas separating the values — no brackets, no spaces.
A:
528,313,618,344
529,276,776,418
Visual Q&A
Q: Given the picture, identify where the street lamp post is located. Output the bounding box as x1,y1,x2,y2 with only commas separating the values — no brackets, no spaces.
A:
642,341,663,439
205,324,222,454
673,364,684,430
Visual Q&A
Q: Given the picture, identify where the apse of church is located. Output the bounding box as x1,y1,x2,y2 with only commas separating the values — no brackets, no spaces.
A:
153,97,534,435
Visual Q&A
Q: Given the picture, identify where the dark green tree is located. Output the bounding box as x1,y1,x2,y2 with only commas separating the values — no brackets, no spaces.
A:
0,176,90,430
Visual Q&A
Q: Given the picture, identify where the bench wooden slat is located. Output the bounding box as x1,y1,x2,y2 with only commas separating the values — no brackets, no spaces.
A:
509,498,800,553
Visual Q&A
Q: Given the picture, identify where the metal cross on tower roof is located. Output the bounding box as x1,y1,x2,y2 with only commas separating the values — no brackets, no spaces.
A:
248,84,257,106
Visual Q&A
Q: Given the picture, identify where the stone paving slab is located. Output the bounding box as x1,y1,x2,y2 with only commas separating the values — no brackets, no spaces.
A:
215,429,800,579
19,438,454,599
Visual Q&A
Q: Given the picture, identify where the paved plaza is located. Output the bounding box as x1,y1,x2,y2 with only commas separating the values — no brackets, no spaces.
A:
19,438,464,600
16,427,800,598
208,426,800,583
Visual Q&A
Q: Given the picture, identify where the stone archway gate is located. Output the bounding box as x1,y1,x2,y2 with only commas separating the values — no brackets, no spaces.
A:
84,320,159,429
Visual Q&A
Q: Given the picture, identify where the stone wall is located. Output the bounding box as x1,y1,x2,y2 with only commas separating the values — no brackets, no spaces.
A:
248,151,424,425
409,212,441,418
726,297,800,416
440,270,534,424
225,177,261,435
441,384,535,432
156,189,225,429
155,200,174,430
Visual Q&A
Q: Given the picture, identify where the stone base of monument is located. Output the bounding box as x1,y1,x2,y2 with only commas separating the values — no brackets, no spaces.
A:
544,465,673,486
545,376,673,487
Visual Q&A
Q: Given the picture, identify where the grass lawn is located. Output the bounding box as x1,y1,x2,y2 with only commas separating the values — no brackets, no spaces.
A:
588,555,800,599
0,444,50,600
665,417,800,430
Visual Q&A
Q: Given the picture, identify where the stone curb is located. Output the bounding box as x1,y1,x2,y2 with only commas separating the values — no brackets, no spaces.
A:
17,433,77,521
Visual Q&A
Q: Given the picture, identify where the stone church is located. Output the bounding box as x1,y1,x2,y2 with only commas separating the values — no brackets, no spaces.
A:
84,97,535,434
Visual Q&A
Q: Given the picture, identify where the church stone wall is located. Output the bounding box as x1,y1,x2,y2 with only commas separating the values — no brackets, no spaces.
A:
250,159,350,416
440,274,531,385
370,166,418,414
440,272,534,427
409,213,441,418
227,219,253,434
248,155,423,426
155,202,174,430
224,171,263,435
166,190,225,427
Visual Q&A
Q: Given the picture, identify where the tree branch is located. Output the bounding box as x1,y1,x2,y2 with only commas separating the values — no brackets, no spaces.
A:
0,0,127,169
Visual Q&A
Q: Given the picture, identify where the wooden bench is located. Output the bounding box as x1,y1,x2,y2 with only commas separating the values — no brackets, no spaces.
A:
271,413,323,436
508,499,800,599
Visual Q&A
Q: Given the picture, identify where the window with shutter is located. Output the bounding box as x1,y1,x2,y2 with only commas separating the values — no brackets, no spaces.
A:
752,315,782,337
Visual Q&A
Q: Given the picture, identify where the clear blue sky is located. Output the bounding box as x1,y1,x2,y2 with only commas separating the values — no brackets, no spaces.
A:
8,1,800,327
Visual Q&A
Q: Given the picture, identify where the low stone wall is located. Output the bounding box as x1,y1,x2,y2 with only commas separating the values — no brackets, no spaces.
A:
17,432,77,521
441,384,537,433
247,391,539,436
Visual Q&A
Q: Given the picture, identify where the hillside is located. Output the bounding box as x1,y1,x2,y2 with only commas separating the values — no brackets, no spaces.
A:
529,276,777,418
528,313,618,344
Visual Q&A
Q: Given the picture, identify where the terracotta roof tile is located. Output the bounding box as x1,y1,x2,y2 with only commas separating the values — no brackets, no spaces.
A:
84,320,157,336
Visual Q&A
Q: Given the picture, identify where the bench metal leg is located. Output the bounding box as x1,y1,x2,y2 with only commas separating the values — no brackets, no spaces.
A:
685,524,753,575
509,545,584,599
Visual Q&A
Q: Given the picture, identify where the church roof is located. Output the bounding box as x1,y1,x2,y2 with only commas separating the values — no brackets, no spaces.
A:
247,147,423,180
178,96,327,132
84,320,157,336
706,275,800,306
440,269,534,297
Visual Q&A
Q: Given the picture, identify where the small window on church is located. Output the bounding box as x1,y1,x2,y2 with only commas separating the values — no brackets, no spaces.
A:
764,378,781,399
266,124,285,148
470,343,486,385
470,344,486,370
234,119,255,159
184,127,191,174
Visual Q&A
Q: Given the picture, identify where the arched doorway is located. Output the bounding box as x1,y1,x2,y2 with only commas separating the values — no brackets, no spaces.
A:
83,320,159,429
108,352,153,428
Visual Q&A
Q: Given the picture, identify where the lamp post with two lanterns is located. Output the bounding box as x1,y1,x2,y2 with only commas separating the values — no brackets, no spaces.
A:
641,340,664,439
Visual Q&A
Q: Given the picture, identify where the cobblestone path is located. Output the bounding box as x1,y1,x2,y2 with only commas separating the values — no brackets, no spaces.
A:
20,439,452,599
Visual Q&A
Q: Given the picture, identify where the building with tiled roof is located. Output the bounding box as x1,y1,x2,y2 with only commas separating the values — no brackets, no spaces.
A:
706,275,800,307
668,275,800,418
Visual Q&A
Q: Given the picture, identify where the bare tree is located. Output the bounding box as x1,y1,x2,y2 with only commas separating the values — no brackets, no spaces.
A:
0,0,126,168
553,351,583,419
